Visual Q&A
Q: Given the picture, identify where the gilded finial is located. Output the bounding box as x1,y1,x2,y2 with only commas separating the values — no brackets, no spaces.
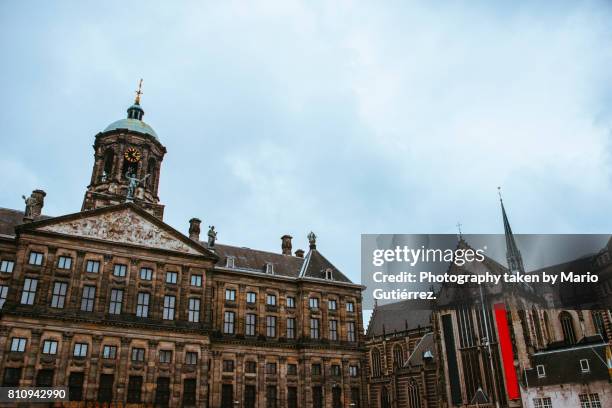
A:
134,78,143,105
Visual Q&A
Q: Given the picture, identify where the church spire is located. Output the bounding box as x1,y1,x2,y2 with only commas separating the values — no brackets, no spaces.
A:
498,187,524,274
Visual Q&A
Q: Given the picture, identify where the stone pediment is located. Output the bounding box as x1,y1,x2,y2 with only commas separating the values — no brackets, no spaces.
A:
36,206,203,255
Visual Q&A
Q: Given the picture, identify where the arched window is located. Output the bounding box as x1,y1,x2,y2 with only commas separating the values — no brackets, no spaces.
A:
592,311,609,342
102,149,114,181
543,311,552,342
532,307,544,349
381,386,391,408
147,157,156,189
518,309,531,346
407,378,421,408
559,311,576,345
393,344,403,369
371,348,382,377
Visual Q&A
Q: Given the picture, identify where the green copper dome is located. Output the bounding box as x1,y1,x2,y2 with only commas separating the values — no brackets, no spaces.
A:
103,101,158,139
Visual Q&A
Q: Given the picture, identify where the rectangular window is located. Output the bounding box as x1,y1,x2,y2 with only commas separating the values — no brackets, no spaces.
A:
159,350,172,363
534,397,553,408
0,260,15,273
266,385,277,408
109,289,123,314
311,364,321,376
127,376,143,404
28,251,44,266
21,278,38,305
190,274,202,287
36,369,54,387
349,365,359,377
225,288,236,301
246,292,257,304
266,316,276,337
286,296,295,308
346,301,355,312
245,361,257,373
287,364,297,375
331,365,341,376
312,386,323,408
42,340,58,355
246,314,257,336
580,359,590,372
183,378,197,407
245,385,256,408
266,362,277,374
68,372,84,401
131,348,145,362
185,352,198,365
224,311,235,334
51,282,68,308
287,318,296,339
81,286,96,312
226,256,235,268
136,292,150,318
266,294,276,306
102,345,117,359
536,364,546,378
287,387,297,408
139,267,152,280
347,322,356,342
223,360,235,372
4,367,22,387
113,263,127,277
329,320,338,341
86,260,100,273
266,263,274,275
57,256,72,269
310,318,320,339
73,343,88,357
98,373,114,403
163,295,175,320
188,298,200,322
351,388,361,408
0,285,7,309
166,271,177,284
10,337,26,352
328,299,337,310
309,297,319,309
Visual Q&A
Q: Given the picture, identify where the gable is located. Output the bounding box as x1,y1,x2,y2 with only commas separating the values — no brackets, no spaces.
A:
35,206,203,255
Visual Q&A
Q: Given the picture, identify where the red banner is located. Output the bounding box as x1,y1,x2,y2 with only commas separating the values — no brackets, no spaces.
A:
494,302,520,400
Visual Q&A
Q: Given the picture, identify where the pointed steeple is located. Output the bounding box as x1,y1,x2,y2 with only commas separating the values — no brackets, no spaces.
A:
498,187,524,274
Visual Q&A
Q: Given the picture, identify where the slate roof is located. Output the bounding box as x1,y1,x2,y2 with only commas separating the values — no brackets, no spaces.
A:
405,332,436,367
366,300,432,337
525,340,609,386
0,207,353,283
0,207,51,236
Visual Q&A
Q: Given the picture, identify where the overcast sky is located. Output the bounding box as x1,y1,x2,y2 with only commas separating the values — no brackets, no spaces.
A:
2,1,612,302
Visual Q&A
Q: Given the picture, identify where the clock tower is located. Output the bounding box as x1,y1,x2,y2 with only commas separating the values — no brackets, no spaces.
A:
82,80,166,219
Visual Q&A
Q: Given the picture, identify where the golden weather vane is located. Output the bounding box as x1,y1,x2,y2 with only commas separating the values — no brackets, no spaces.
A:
134,78,143,104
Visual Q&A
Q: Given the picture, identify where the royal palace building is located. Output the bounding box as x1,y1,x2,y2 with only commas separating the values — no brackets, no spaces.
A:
0,88,367,407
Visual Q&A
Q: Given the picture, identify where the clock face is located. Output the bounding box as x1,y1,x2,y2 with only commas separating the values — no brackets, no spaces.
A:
124,147,141,163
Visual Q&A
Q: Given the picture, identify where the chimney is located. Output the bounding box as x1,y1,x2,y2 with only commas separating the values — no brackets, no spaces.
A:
22,189,46,222
295,249,305,258
188,218,201,241
281,235,293,255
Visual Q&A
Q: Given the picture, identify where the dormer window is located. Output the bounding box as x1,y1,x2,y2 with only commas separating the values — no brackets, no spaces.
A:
325,268,333,280
265,263,274,275
226,257,235,268
580,359,590,373
536,364,546,378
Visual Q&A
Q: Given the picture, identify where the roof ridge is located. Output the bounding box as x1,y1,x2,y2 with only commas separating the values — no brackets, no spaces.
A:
211,243,304,259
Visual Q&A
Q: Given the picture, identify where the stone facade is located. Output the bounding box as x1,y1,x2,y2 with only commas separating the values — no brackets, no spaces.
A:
0,96,367,407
